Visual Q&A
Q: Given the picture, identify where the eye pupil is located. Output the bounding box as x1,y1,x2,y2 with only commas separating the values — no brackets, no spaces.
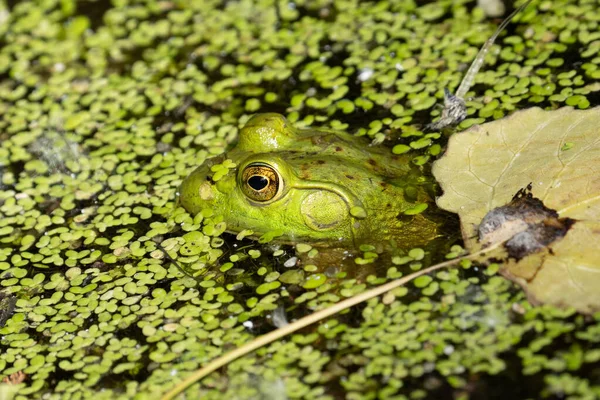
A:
248,175,268,191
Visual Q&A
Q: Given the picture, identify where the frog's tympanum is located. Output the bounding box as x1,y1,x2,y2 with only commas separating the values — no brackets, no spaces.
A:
179,113,439,248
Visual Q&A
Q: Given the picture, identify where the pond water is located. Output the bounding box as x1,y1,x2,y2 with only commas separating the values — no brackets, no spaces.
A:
0,0,599,399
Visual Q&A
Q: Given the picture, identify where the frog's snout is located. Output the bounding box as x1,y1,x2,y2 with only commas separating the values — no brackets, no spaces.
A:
178,164,218,213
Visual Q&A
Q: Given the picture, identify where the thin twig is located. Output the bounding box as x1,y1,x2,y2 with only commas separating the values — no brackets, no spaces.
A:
427,0,534,130
160,242,502,400
455,0,534,99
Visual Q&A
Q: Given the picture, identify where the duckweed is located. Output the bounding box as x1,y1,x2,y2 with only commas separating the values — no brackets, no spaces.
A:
0,0,598,399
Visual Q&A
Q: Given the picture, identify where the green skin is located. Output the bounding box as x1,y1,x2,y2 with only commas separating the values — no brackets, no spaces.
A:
179,113,438,248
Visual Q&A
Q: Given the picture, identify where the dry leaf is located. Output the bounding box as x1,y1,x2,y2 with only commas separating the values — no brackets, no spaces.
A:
432,107,600,313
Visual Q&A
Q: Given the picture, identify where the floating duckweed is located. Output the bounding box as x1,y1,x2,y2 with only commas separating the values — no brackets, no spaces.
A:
296,243,312,254
220,262,234,273
245,98,261,112
303,274,327,289
409,261,423,271
210,160,237,182
414,276,433,288
258,229,284,243
422,281,439,296
459,118,486,129
279,270,305,285
248,249,261,259
392,255,413,265
485,263,500,276
0,0,596,398
565,95,590,109
404,203,428,215
354,257,375,265
450,245,464,253
359,245,375,252
236,229,254,240
409,138,432,149
408,248,425,260
337,99,355,114
264,272,280,283
428,144,442,156
65,268,81,280
412,155,430,166
256,282,281,295
307,249,319,258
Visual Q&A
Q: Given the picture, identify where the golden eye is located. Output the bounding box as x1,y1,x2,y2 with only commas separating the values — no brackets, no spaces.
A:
241,163,281,202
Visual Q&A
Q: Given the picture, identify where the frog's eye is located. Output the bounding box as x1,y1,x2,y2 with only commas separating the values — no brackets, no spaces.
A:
241,163,281,202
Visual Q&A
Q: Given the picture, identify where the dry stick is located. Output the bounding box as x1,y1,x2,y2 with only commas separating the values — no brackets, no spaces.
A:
429,0,534,130
454,0,534,100
160,242,502,400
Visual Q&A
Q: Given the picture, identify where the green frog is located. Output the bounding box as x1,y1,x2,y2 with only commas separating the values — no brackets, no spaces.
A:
179,113,439,249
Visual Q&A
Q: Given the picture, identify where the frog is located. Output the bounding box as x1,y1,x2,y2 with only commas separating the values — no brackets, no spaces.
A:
178,113,440,249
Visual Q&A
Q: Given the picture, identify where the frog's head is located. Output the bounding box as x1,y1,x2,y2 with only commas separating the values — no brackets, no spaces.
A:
236,113,295,151
178,113,369,246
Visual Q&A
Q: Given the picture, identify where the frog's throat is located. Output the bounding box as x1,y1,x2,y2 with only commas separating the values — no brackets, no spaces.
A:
290,179,365,246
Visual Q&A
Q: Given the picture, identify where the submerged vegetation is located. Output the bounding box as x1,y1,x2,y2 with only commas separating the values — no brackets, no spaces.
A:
0,0,599,398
